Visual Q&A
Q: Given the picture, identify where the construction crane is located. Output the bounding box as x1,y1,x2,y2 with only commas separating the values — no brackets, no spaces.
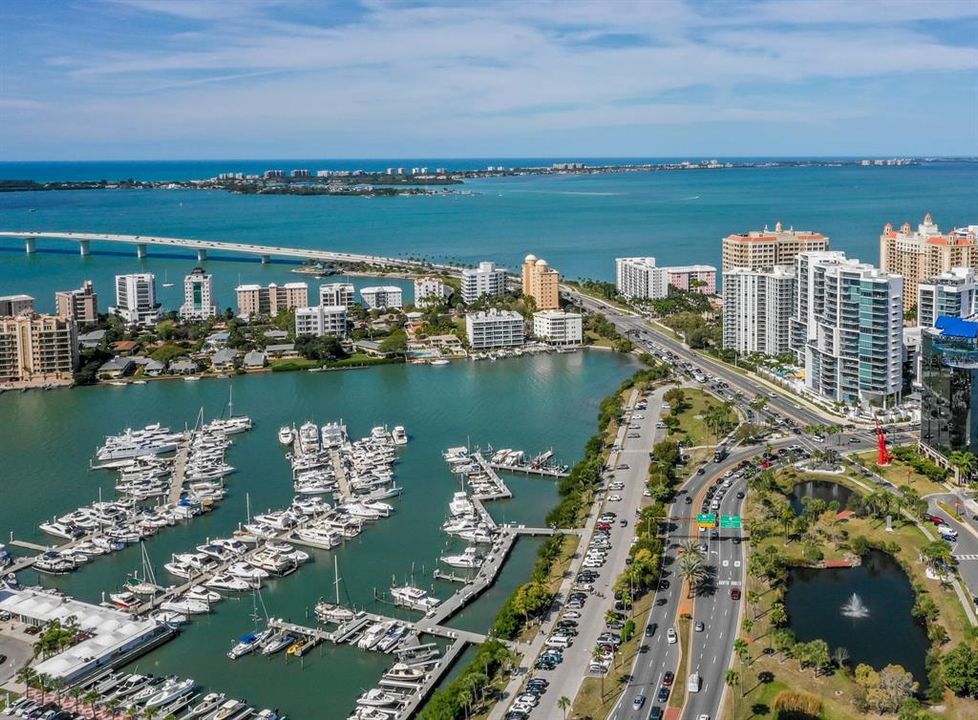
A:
875,416,893,466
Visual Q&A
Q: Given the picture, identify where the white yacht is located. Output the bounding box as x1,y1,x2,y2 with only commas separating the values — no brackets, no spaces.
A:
150,609,188,626
458,526,495,544
448,492,474,517
315,601,355,624
0,544,10,570
144,678,195,708
390,585,439,613
391,426,408,445
160,598,211,615
212,699,247,720
298,421,320,454
440,546,484,569
384,662,427,681
357,621,392,650
185,586,221,603
356,688,400,707
33,551,76,575
227,630,270,660
184,692,225,719
260,629,296,656
228,561,270,580
278,426,294,446
205,573,254,592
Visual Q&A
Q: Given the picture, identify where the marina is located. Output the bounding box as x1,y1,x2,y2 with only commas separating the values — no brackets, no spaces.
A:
0,354,638,718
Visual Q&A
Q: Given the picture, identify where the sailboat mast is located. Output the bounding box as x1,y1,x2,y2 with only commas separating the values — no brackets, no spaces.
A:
334,555,341,605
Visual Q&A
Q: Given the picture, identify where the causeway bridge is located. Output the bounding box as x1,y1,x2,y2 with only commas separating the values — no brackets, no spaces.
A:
0,230,457,272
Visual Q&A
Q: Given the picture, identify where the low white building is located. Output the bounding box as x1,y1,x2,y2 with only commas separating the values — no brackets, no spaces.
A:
361,286,403,310
466,309,525,350
414,276,451,306
533,310,582,346
0,587,170,684
295,305,348,337
319,282,356,308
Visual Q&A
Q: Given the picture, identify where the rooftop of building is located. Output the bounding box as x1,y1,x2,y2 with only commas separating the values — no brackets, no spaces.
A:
934,316,978,339
882,213,977,245
534,309,582,319
360,286,402,293
0,587,161,681
0,294,35,302
660,264,717,273
725,221,827,242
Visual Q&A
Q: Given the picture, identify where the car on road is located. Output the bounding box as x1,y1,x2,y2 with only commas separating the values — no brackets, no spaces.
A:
685,496,693,503
736,491,745,499
925,514,945,525
694,621,705,632
608,494,623,502
616,463,630,470
666,627,677,643
663,671,675,687
648,707,663,720
645,622,657,637
657,686,670,702
730,587,741,600
632,695,646,710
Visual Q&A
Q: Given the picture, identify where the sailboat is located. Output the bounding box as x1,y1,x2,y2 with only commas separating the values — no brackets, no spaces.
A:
315,556,355,623
227,589,272,659
127,540,163,595
162,270,174,288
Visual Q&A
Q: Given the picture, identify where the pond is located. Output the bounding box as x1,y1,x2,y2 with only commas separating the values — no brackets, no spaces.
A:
785,549,930,685
790,479,854,515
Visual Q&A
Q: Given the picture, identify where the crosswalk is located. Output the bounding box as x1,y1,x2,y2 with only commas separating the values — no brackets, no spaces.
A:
955,554,978,561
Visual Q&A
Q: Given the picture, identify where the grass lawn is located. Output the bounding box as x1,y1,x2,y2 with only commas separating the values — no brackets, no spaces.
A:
586,330,616,348
849,450,948,497
570,592,654,720
269,357,321,371
666,388,736,448
669,616,691,709
679,447,713,481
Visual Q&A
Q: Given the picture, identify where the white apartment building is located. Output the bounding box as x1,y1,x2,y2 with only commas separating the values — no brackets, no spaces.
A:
789,251,904,408
319,283,356,308
917,268,977,328
414,276,451,306
360,286,403,310
722,266,795,356
179,267,218,320
533,310,583,346
111,273,162,325
295,305,348,338
461,262,508,304
615,257,665,299
466,309,525,350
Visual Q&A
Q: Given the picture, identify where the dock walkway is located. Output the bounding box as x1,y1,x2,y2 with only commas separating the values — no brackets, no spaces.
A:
394,638,468,719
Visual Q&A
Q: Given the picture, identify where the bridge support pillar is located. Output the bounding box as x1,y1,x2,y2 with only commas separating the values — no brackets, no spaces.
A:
196,249,207,262
260,254,271,264
136,243,147,259
24,238,36,254
79,240,90,256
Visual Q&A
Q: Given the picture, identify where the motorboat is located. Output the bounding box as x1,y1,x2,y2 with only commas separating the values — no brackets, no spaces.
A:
145,677,195,708
291,496,328,515
294,526,343,548
228,561,270,580
428,359,450,366
184,692,225,719
160,598,211,615
104,673,152,701
260,629,296,656
39,519,85,540
350,708,394,720
357,621,392,650
255,711,280,720
0,544,12,570
228,631,266,660
185,586,221,604
298,422,320,454
356,688,400,708
205,573,255,592
376,624,407,653
390,585,439,612
211,538,250,556
458,527,495,544
125,676,166,705
383,663,427,681
392,426,408,445
212,699,247,720
278,426,294,446
440,546,484,569
33,551,76,575
150,609,188,626
249,549,299,576
109,590,142,611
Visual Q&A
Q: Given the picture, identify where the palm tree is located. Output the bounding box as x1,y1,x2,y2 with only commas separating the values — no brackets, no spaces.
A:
83,689,99,719
734,637,750,666
768,601,788,628
725,668,741,714
948,450,978,483
15,667,38,699
36,673,51,705
557,695,571,719
678,553,708,597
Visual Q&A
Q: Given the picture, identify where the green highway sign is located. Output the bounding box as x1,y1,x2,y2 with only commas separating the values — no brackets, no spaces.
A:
720,515,742,529
696,513,717,528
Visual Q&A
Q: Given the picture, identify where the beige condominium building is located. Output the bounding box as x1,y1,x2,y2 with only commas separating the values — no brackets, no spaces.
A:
879,213,977,311
0,313,78,386
54,281,98,324
522,254,560,310
236,282,309,317
722,221,829,272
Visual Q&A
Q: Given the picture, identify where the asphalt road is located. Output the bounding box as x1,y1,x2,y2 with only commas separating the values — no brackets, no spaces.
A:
529,386,668,718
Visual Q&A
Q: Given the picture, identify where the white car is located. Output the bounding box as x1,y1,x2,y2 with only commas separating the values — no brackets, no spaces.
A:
666,627,677,644
608,494,623,502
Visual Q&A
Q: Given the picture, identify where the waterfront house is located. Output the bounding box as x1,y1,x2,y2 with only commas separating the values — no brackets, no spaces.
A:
97,357,135,380
111,340,140,356
130,356,165,377
264,329,289,341
169,358,199,375
353,339,397,358
210,348,240,371
243,350,267,369
78,329,106,350
205,331,231,349
265,343,297,358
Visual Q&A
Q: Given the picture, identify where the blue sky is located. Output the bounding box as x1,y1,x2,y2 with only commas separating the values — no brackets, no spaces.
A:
1,0,976,160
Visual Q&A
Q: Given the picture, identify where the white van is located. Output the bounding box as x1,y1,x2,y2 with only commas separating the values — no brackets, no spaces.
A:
939,525,958,541
545,635,571,648
687,672,701,693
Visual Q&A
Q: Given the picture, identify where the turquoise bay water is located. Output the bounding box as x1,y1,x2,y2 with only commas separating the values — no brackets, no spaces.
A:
1,163,976,307
0,352,636,718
